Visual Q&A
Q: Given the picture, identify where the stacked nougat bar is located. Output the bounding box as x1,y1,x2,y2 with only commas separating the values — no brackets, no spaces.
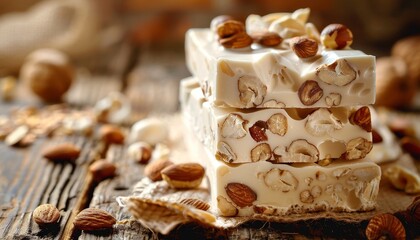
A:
180,9,381,217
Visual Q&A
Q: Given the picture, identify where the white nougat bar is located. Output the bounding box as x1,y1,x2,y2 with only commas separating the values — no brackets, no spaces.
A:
184,127,381,217
185,29,376,109
180,77,373,164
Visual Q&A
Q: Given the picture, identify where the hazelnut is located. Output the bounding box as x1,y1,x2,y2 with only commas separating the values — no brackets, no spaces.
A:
251,143,272,162
298,80,323,106
221,114,248,139
127,141,153,164
238,75,267,108
20,49,74,102
290,37,318,58
316,59,356,86
98,124,125,145
365,213,406,240
249,120,268,142
320,24,353,49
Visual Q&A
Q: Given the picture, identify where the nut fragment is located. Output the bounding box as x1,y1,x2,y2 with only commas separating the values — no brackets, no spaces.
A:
238,75,267,107
345,137,373,160
384,165,420,194
365,213,406,240
89,160,117,182
129,118,168,145
144,158,174,182
219,60,235,77
221,114,248,139
400,136,420,159
290,37,318,58
161,163,205,189
98,125,125,145
260,168,298,192
219,32,253,49
316,59,356,86
42,143,81,163
225,183,257,208
372,129,383,144
33,204,60,227
249,120,268,142
320,24,353,49
287,139,319,162
251,143,271,162
250,31,282,47
180,198,210,211
325,93,342,107
74,208,116,231
349,106,372,132
267,113,287,136
5,125,29,146
216,20,245,39
217,196,238,217
216,141,237,163
300,190,314,203
305,108,343,136
298,80,323,106
127,142,153,164
94,92,131,125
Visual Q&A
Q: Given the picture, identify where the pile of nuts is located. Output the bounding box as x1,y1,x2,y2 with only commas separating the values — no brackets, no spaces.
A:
211,8,354,60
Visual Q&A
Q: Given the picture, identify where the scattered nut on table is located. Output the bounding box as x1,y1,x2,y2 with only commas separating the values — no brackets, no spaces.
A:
20,48,74,103
89,160,117,182
42,143,81,163
74,208,116,231
33,204,60,227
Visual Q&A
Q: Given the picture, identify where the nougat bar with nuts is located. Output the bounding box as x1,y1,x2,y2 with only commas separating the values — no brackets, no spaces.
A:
180,77,373,164
185,28,375,109
184,127,381,217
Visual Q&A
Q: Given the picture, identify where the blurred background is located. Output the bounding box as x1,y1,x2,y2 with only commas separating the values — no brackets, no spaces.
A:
0,0,419,112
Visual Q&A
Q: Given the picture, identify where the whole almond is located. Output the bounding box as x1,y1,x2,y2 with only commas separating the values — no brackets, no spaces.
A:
225,182,257,208
161,163,205,189
144,158,174,181
33,204,60,227
74,208,116,231
290,37,318,58
42,143,80,163
99,125,125,145
89,160,117,182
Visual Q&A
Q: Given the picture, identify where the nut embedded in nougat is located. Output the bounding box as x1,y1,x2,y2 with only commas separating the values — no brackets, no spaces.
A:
216,141,237,163
349,106,372,132
260,168,298,192
251,143,272,162
221,114,248,139
225,182,257,208
217,195,238,217
249,120,268,142
238,75,267,107
287,139,319,162
298,80,323,106
316,59,356,86
267,113,287,136
305,108,343,136
345,137,373,160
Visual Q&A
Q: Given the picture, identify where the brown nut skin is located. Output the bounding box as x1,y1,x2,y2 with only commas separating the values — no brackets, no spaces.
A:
144,158,174,182
42,143,81,163
249,121,268,142
365,213,406,240
251,32,282,47
216,20,245,39
161,163,205,189
298,80,323,106
89,160,117,182
74,208,116,231
400,136,420,159
33,204,60,227
375,57,416,108
372,129,383,144
219,32,253,49
320,24,353,49
290,37,318,58
225,182,257,208
98,125,125,145
210,15,234,32
349,106,372,132
20,49,74,103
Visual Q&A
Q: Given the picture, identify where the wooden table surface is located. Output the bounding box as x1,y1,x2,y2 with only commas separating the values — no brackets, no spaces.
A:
0,47,418,240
